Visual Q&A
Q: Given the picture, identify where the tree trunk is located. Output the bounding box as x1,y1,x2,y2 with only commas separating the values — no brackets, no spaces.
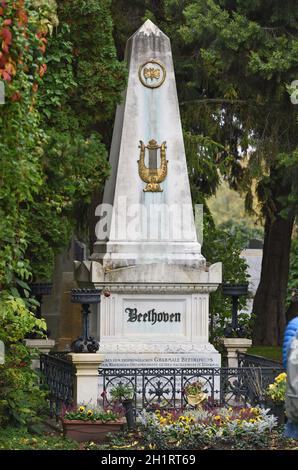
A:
252,213,294,346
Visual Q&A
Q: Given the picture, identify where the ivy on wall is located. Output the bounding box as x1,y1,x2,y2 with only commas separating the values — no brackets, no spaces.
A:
0,0,125,427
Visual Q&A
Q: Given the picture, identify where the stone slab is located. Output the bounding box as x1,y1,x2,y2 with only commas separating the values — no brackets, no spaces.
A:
102,352,221,369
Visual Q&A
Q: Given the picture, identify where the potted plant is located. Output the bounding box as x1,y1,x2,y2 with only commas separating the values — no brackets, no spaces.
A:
110,384,135,429
61,405,125,442
265,372,287,425
184,380,208,408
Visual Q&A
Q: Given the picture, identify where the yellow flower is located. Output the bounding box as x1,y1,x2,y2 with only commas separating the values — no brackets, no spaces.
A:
214,415,221,420
87,410,93,417
79,406,85,413
275,373,287,383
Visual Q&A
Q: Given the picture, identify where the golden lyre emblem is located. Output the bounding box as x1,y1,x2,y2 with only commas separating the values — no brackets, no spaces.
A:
138,139,168,192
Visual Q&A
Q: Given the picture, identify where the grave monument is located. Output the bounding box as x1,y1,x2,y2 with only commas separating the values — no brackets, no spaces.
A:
74,20,222,369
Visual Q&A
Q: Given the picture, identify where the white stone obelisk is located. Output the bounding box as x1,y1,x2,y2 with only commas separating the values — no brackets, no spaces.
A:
74,20,222,368
93,19,204,268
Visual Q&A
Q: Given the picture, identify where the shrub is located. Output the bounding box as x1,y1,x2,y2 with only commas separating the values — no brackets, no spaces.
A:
0,293,48,427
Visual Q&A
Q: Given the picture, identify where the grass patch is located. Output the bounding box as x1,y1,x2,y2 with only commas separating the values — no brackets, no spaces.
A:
248,346,282,362
0,426,79,450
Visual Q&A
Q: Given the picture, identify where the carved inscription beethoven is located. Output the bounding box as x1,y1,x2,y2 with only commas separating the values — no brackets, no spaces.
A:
125,308,181,325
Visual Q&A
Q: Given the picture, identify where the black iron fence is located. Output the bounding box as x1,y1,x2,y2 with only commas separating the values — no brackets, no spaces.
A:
99,365,284,411
39,351,285,418
238,352,283,368
40,352,75,420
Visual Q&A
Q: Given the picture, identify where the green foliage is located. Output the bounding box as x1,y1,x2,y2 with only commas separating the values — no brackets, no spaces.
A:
0,426,78,450
183,127,251,337
184,131,228,201
26,0,126,279
218,220,263,249
201,214,250,338
25,131,110,279
0,294,45,345
0,0,124,429
38,24,77,123
57,0,127,131
0,292,47,427
0,1,46,289
208,180,262,229
0,0,56,424
167,0,298,201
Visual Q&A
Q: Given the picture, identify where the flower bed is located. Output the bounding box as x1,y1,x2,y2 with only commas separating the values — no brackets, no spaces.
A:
61,406,125,443
134,405,279,450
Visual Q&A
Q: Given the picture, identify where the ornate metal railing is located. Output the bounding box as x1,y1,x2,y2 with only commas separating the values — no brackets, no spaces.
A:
40,352,75,420
99,366,284,410
238,352,283,369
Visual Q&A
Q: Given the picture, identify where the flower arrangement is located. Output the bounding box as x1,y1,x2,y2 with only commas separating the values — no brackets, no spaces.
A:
266,373,287,403
61,405,125,443
183,380,208,407
63,405,120,422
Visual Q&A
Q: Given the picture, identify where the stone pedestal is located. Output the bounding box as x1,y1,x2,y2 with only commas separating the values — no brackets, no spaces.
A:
25,338,56,370
75,261,222,368
221,338,252,368
69,353,105,406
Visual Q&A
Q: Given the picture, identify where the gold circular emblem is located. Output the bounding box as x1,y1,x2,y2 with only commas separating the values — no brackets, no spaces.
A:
138,59,166,89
